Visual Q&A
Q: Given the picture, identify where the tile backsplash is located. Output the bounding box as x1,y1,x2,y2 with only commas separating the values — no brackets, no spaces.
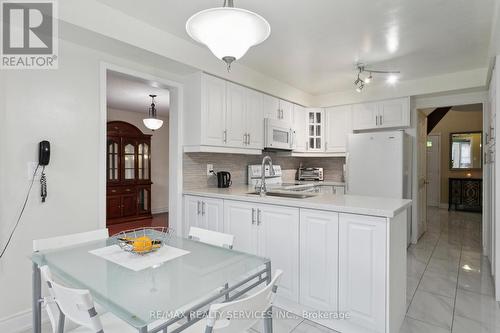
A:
183,152,345,189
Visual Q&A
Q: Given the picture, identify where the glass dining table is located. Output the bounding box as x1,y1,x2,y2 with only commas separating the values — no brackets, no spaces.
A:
31,234,272,333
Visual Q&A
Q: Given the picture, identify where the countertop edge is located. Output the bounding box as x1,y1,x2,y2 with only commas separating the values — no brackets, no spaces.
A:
183,189,412,219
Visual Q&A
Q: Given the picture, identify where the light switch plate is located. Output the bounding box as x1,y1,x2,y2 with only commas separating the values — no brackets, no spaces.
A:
207,164,214,176
27,162,41,181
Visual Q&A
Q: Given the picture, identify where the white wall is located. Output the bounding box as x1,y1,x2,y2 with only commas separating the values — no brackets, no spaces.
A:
107,108,169,213
0,37,189,330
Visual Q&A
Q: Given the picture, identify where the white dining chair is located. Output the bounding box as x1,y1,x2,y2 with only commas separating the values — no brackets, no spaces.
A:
40,265,137,333
188,227,234,249
33,229,109,333
171,270,283,333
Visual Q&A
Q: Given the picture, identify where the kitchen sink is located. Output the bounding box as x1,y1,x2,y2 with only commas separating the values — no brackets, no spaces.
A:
246,191,317,199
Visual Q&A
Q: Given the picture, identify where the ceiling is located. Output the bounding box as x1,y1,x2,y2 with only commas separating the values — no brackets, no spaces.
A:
97,0,495,95
106,71,170,116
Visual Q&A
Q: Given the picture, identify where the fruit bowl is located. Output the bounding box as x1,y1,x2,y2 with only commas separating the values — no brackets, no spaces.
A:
113,227,173,255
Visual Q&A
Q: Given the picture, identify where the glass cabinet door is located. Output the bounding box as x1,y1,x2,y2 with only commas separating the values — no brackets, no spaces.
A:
308,110,323,150
138,142,150,180
138,187,150,214
123,141,136,181
107,138,120,182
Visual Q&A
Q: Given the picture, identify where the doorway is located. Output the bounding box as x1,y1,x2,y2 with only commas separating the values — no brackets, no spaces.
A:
426,134,441,207
98,63,184,238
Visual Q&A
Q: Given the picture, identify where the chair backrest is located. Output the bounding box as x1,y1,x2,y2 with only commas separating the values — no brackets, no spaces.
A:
33,229,108,333
33,229,109,252
205,270,283,333
188,227,234,249
40,266,104,333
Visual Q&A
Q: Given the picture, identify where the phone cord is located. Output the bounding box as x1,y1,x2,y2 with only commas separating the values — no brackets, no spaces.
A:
40,166,47,203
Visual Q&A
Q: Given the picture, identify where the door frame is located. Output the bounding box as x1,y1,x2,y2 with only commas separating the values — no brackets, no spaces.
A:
412,91,487,244
426,133,441,207
99,62,185,236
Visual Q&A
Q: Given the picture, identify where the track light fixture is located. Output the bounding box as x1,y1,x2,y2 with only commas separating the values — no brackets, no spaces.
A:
354,64,400,92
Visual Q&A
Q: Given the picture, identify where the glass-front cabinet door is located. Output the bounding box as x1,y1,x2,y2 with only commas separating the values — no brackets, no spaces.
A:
107,138,120,182
123,140,136,181
137,186,151,214
308,109,323,150
137,142,150,181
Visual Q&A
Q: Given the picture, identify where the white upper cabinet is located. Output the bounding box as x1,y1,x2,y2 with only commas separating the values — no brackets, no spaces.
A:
293,104,308,152
325,105,353,153
202,74,227,146
263,94,294,124
306,108,324,151
226,82,247,147
352,97,410,131
245,88,264,149
352,102,378,131
378,98,410,129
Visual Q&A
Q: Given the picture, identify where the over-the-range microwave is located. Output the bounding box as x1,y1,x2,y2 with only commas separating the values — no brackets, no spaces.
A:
264,118,294,150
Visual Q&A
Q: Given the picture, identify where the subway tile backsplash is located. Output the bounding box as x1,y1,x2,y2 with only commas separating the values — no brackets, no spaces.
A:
183,152,345,189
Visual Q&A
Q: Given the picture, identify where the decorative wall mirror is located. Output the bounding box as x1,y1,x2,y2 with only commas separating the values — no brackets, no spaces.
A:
449,132,482,170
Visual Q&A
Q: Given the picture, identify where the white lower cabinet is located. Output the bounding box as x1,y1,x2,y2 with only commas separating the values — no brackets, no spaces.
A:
299,209,338,311
338,213,387,332
223,200,300,303
184,195,224,234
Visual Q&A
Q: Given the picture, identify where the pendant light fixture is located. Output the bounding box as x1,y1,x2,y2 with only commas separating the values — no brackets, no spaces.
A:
143,94,163,131
354,64,400,92
186,0,271,71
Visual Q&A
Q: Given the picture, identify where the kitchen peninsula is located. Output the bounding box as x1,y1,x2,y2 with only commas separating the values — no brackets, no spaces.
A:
183,186,411,333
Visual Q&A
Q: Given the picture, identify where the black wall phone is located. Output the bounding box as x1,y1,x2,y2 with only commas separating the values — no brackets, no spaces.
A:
0,140,51,258
38,140,50,202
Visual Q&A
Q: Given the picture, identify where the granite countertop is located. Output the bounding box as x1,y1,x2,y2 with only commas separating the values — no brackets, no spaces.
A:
184,186,412,218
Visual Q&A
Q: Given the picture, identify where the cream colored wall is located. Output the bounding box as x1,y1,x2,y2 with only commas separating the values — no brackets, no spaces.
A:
107,108,169,213
429,109,483,204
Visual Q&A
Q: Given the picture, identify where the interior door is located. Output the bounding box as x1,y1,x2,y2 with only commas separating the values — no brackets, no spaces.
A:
417,111,428,238
226,82,247,147
426,134,441,207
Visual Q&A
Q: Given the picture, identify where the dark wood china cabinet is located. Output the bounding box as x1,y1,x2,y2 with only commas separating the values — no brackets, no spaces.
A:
106,121,152,225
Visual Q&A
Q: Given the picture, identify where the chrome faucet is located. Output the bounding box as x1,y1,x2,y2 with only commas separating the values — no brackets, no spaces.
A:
258,155,275,196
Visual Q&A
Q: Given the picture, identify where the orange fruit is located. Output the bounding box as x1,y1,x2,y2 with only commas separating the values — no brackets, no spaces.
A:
132,236,153,253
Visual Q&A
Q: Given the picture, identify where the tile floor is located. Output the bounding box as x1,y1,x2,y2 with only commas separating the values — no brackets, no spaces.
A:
402,207,499,333
26,207,498,333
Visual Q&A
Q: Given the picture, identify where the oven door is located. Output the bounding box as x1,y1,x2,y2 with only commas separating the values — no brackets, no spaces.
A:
264,118,293,150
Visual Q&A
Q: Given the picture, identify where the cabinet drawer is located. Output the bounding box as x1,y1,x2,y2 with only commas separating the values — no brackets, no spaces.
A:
107,187,135,195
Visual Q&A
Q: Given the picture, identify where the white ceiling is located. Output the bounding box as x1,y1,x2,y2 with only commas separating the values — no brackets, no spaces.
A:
97,0,495,95
106,71,170,116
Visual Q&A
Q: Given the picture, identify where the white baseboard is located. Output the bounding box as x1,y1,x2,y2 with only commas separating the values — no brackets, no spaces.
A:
152,207,169,214
0,307,49,333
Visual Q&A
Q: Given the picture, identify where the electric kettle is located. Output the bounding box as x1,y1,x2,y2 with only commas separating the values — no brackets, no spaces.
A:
216,171,232,188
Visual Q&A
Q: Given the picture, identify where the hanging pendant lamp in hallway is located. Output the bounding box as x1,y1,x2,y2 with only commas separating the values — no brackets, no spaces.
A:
186,0,271,71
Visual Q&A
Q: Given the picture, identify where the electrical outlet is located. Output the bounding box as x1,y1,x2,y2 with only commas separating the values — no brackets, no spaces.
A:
207,164,214,176
27,162,40,181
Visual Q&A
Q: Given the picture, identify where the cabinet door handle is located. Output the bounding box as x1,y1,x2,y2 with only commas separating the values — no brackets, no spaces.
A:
197,201,201,215
202,202,206,216
223,130,227,143
375,115,379,126
251,208,256,224
257,209,262,225
247,133,251,145
380,115,383,125
243,133,247,145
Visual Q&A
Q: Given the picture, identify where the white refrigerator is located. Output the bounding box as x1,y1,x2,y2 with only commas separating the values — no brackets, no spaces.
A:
347,131,412,243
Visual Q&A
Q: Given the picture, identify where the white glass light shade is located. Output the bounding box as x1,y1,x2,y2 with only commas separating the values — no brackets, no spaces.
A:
143,118,163,130
186,7,270,61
